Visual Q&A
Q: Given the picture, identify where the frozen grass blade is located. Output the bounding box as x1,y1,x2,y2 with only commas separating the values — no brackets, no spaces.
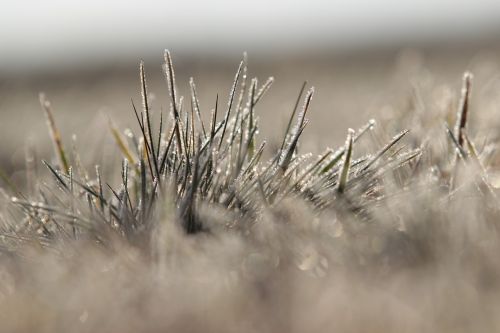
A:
462,132,498,199
157,111,163,158
279,120,309,172
95,165,105,213
286,148,333,195
132,101,156,178
321,119,375,174
189,78,207,139
210,94,219,143
253,77,274,106
337,129,354,194
280,81,308,153
454,72,473,148
39,93,70,174
359,129,409,173
140,61,161,181
446,124,467,160
279,87,314,171
42,160,68,191
163,50,183,157
218,60,244,150
242,79,258,161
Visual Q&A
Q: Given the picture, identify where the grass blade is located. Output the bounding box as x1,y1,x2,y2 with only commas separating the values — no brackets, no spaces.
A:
39,93,70,174
337,129,354,194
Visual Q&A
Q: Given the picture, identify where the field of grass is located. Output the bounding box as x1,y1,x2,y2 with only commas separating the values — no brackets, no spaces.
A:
1,49,500,332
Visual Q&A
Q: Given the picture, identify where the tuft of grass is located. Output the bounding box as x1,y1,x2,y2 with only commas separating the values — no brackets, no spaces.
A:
5,52,419,242
1,53,500,333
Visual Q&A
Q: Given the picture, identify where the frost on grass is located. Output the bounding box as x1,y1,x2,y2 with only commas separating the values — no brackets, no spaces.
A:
0,52,500,332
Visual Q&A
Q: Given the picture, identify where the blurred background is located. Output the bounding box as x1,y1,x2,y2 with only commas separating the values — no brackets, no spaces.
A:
1,0,500,183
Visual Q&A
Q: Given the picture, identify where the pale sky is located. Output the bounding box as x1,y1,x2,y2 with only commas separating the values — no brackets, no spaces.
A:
1,0,500,73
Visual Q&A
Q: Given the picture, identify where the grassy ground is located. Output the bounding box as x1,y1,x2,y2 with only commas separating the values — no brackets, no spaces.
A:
1,49,500,332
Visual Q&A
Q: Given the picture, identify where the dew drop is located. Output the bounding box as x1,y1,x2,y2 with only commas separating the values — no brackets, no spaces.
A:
369,119,376,129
